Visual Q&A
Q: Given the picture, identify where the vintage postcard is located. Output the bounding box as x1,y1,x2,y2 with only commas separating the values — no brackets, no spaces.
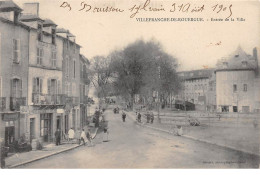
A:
0,0,259,169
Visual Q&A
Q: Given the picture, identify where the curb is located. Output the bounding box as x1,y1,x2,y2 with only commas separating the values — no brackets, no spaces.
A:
7,144,82,169
7,127,100,169
126,111,260,158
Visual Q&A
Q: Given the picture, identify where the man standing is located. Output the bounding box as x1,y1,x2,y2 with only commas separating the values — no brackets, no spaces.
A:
80,129,87,146
68,128,75,142
150,112,154,124
122,112,126,122
55,129,61,146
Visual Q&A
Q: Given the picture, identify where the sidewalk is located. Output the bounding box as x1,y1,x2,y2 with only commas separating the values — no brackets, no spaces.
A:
5,127,99,168
126,111,260,157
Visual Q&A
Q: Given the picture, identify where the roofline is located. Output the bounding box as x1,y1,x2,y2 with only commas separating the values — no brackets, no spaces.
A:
215,68,256,73
56,34,82,48
0,17,31,30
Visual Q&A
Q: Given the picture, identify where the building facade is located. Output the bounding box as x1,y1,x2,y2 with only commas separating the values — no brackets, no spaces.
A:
177,69,216,111
0,1,29,147
0,1,89,146
215,47,260,113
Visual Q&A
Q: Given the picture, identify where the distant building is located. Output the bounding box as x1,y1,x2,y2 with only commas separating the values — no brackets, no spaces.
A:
215,46,259,113
79,54,90,128
177,68,215,111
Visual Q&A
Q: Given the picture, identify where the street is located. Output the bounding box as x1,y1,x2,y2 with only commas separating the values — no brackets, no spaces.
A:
18,110,259,168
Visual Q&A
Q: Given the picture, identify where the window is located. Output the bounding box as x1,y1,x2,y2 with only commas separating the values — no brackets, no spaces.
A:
243,84,247,92
13,39,20,63
51,51,57,67
233,106,238,112
51,29,56,45
0,76,2,97
66,57,70,78
233,84,237,92
73,60,76,78
37,24,43,41
37,48,43,65
11,78,22,97
33,77,43,94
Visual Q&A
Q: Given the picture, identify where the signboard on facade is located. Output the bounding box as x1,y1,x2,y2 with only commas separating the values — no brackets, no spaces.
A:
57,109,64,114
2,113,18,121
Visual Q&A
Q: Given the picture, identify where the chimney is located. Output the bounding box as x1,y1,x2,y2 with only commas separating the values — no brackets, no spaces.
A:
23,3,39,16
253,47,258,60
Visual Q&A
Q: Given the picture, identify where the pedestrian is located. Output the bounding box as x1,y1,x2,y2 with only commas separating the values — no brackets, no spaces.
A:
150,112,154,124
54,128,61,146
80,129,87,146
146,112,150,123
86,128,93,146
122,112,126,122
137,113,142,123
103,127,109,142
68,128,75,142
75,128,81,145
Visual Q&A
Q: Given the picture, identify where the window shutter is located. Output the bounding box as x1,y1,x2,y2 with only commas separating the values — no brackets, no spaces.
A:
10,79,13,97
19,79,22,97
33,78,36,93
17,39,20,62
47,79,51,94
40,78,43,94
57,80,61,94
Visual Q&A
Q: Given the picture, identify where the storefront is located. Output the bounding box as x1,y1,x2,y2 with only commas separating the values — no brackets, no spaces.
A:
2,113,19,147
40,113,53,142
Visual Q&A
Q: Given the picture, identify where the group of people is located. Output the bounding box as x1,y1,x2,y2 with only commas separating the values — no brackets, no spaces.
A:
136,111,154,124
54,127,93,146
68,128,93,146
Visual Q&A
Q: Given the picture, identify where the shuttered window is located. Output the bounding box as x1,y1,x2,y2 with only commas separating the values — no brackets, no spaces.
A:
13,39,20,63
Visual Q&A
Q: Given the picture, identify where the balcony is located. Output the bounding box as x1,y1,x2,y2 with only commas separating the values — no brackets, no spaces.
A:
10,97,26,111
66,96,80,105
32,93,66,105
0,97,6,111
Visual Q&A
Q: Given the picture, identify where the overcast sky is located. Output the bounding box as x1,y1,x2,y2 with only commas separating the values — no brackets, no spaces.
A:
14,0,260,71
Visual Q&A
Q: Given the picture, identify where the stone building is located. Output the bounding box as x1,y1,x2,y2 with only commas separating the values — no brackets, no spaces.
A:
0,0,29,147
215,47,260,113
177,68,215,111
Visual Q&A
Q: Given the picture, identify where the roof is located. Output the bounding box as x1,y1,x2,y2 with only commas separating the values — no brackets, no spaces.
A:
56,28,69,33
177,68,214,81
216,46,258,71
0,0,22,12
43,18,57,27
20,14,43,22
80,54,90,64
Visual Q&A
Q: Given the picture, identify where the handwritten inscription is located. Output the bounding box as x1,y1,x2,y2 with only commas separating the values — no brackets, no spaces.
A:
59,0,234,19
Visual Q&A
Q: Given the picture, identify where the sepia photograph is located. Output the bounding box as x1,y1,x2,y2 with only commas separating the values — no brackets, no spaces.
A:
0,0,259,170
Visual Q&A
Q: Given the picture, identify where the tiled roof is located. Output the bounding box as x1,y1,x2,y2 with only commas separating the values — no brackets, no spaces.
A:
20,14,43,22
216,46,258,71
56,28,69,33
178,68,214,80
43,18,57,27
0,0,22,12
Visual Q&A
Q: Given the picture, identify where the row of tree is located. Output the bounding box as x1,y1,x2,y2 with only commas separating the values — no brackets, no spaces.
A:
89,39,181,109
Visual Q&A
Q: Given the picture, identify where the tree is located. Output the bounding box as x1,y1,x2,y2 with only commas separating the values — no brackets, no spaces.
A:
89,55,113,100
110,39,180,109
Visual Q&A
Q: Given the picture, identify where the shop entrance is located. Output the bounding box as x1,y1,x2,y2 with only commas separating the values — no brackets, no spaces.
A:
30,118,35,142
5,125,15,146
40,114,52,142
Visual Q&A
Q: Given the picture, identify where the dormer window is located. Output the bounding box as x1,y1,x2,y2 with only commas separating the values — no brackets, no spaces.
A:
242,61,248,67
235,54,239,57
14,11,20,24
222,61,228,68
51,28,56,45
37,24,43,41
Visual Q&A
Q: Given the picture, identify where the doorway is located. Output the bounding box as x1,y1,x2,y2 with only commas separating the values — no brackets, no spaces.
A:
30,118,35,142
